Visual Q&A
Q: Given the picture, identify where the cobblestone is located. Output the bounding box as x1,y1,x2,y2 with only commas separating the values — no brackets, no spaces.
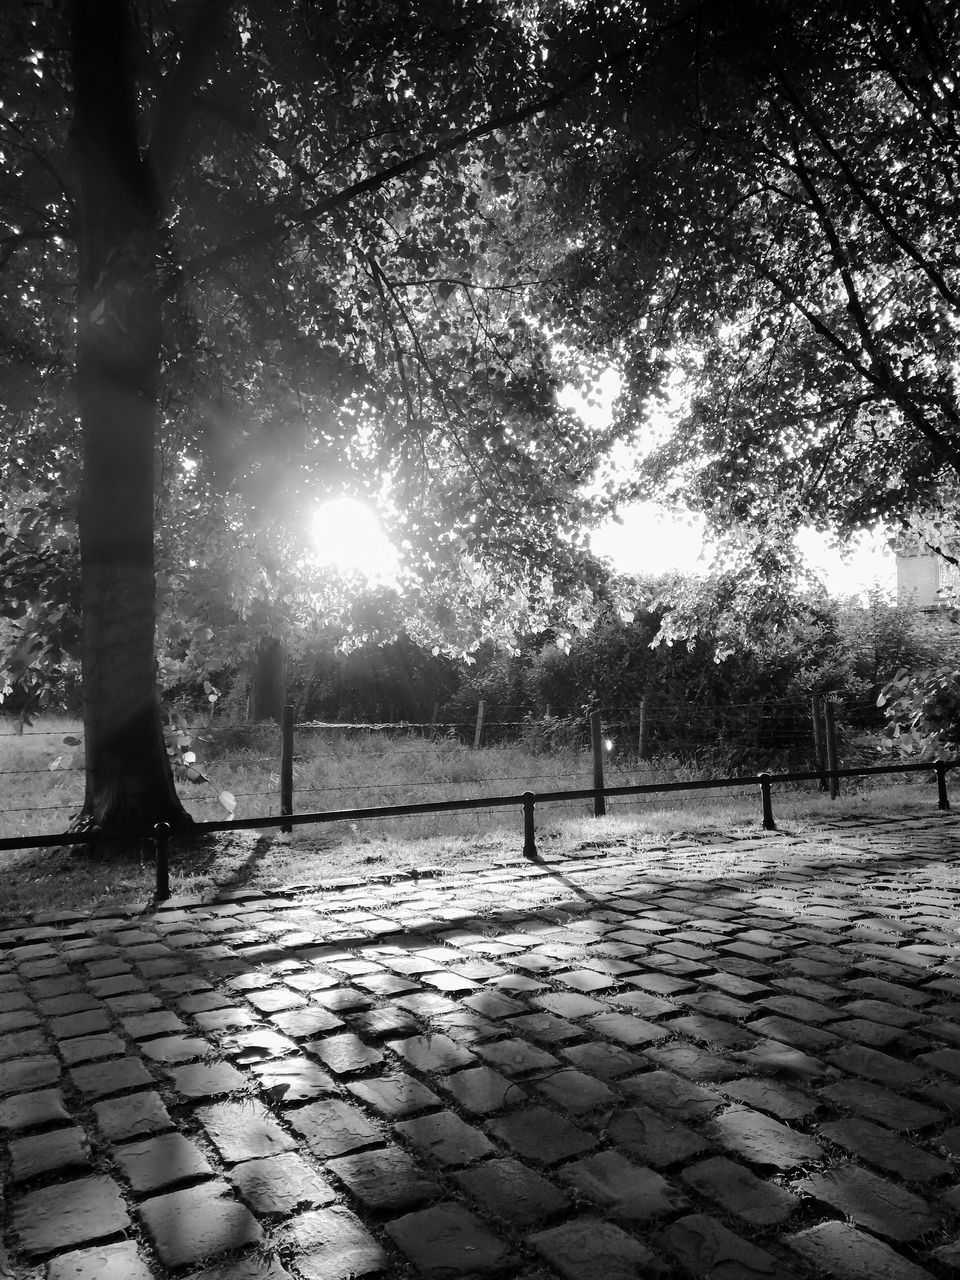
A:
8,815,960,1278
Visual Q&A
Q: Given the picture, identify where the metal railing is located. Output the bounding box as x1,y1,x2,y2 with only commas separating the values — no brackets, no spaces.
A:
0,758,952,902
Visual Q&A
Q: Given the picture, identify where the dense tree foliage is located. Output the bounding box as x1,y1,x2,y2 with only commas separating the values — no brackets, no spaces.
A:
535,0,960,548
2,0,670,831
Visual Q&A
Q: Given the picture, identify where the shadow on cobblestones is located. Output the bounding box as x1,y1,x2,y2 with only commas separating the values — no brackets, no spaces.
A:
2,815,960,1278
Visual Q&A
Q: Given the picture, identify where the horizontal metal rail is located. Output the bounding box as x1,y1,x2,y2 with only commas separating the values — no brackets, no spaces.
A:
0,760,953,900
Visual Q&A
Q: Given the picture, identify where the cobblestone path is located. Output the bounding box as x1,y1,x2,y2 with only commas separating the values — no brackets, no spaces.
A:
3,814,960,1278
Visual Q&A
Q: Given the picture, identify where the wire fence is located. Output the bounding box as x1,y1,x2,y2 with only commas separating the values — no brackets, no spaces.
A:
0,696,906,845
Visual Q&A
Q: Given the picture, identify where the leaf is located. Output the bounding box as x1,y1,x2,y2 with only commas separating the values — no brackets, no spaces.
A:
218,790,237,813
62,735,81,745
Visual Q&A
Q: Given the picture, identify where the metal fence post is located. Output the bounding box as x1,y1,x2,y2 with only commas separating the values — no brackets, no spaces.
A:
522,792,537,858
280,704,294,833
824,700,840,799
811,694,828,791
936,760,950,811
759,773,776,830
153,822,171,902
590,710,606,817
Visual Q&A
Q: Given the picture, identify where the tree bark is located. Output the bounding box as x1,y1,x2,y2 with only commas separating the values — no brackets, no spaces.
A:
250,636,287,723
71,0,188,833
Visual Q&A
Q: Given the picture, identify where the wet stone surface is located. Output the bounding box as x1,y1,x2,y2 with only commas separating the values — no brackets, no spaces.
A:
4,814,960,1276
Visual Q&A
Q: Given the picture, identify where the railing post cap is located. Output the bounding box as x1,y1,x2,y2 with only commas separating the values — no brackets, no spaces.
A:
153,821,172,838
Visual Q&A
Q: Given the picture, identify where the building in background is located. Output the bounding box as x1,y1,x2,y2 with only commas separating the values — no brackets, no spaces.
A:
896,538,960,609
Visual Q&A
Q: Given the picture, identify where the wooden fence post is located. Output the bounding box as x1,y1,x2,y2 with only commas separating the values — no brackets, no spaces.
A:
280,704,294,833
591,709,606,817
824,699,840,799
811,695,828,791
638,698,648,761
473,700,485,749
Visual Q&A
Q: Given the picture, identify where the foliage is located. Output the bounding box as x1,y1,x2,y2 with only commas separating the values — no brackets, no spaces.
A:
533,0,960,542
878,665,960,760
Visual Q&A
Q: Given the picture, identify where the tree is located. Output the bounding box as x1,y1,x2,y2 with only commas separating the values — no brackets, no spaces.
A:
4,0,671,834
532,0,960,545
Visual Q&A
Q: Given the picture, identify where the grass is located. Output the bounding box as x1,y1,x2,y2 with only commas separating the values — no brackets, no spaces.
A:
0,713,947,921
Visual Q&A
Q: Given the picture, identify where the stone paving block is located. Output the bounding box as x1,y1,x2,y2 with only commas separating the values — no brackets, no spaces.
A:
534,991,609,1018
389,1030,475,1072
534,1067,618,1115
786,1220,936,1280
657,1212,797,1279
69,1053,156,1098
819,1079,944,1132
619,1069,723,1120
249,1054,336,1103
607,1103,709,1167
677,990,756,1021
748,1013,841,1054
8,1125,91,1181
507,1010,583,1044
559,1149,688,1224
732,1036,833,1081
166,1059,249,1098
388,1201,517,1278
50,1009,110,1039
58,1032,126,1065
307,1031,384,1074
642,1040,742,1081
285,1097,384,1156
588,1011,671,1047
397,1107,497,1165
37,992,97,1016
454,1156,571,1226
0,1027,47,1061
114,1129,215,1192
13,1174,130,1257
819,1117,952,1183
93,1089,173,1140
720,1075,819,1120
669,1012,758,1049
198,1097,296,1163
45,1240,154,1280
347,1004,420,1040
529,1216,668,1280
225,1027,299,1062
328,1143,441,1210
702,1105,823,1170
682,1155,799,1226
0,1052,60,1094
139,1179,262,1268
245,986,307,1014
438,1063,522,1115
475,1037,561,1076
140,1032,215,1063
121,1009,187,1039
798,1162,938,1241
279,1206,387,1280
269,1005,344,1037
485,1105,598,1165
828,1041,927,1087
345,1070,440,1117
231,1150,337,1215
561,1040,646,1080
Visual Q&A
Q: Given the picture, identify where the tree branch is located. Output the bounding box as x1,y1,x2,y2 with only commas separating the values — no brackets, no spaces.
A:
177,12,699,282
147,0,235,202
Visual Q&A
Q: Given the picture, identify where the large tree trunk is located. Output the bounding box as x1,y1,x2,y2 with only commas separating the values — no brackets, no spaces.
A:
71,0,188,833
249,636,287,723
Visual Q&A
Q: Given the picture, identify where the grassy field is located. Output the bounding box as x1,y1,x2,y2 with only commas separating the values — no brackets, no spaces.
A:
0,713,944,921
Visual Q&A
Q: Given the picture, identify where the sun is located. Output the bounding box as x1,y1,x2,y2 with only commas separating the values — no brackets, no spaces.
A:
311,497,398,580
